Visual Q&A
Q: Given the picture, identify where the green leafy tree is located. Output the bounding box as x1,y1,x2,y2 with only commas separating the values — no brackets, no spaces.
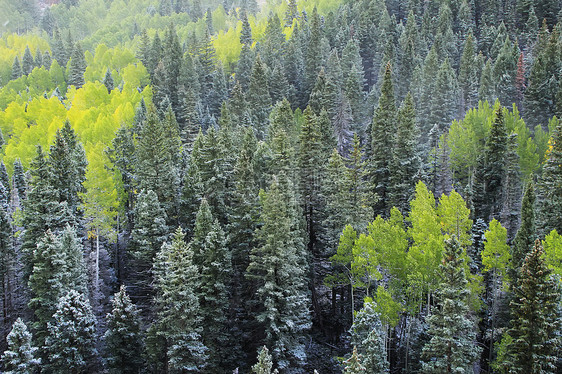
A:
45,290,97,373
1,318,40,374
104,286,144,374
421,238,481,373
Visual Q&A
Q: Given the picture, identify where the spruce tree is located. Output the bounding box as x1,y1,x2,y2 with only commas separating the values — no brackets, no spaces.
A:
537,122,562,236
247,55,271,139
389,93,420,213
350,301,389,373
189,199,232,371
21,46,34,75
152,227,207,372
421,238,481,373
12,159,26,203
428,58,458,133
68,42,86,89
504,240,561,373
11,57,22,81
45,290,97,373
343,346,366,373
103,68,114,93
104,286,144,374
1,318,40,374
246,175,311,372
500,134,522,241
369,62,396,217
511,181,536,276
252,346,278,374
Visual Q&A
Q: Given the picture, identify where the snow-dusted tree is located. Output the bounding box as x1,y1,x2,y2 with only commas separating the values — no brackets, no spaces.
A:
350,300,389,373
421,237,480,373
45,290,97,373
104,286,144,373
343,346,366,373
252,346,278,374
1,318,40,374
151,227,207,372
246,175,311,372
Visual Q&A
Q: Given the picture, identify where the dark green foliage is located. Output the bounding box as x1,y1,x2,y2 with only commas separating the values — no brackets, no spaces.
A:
189,199,232,371
500,134,522,241
246,175,311,372
21,46,34,75
11,57,22,81
45,290,97,373
369,62,396,217
240,10,253,46
104,286,144,374
151,227,207,372
103,68,114,93
389,93,420,213
422,238,481,373
511,181,536,273
502,240,561,373
428,58,458,133
68,42,86,89
537,122,562,236
1,318,40,373
247,55,271,138
350,301,389,373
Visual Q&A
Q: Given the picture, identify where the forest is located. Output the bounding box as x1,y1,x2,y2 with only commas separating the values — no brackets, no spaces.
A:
0,0,561,372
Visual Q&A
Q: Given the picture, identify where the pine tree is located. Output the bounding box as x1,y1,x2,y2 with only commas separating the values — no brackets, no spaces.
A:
1,318,40,374
421,238,481,373
128,189,168,309
11,57,22,81
389,93,420,213
246,175,311,372
103,68,114,93
500,134,522,241
189,199,232,371
252,346,278,374
104,286,144,374
163,24,183,117
350,301,389,373
42,50,51,70
240,10,253,47
68,42,86,89
494,38,517,107
152,227,207,372
428,58,458,133
304,8,322,98
12,159,26,203
343,346,366,373
21,46,34,75
537,122,562,236
247,55,271,139
369,62,396,217
503,240,561,373
284,0,298,27
511,181,536,276
479,59,497,105
45,290,97,373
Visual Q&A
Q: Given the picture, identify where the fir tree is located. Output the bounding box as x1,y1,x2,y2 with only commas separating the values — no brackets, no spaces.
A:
350,300,389,373
252,346,278,374
21,46,34,75
389,93,420,213
428,58,458,133
1,318,40,374
42,50,51,70
500,134,522,241
103,68,114,93
68,42,86,89
240,10,253,47
152,227,207,372
421,238,481,373
45,290,97,373
104,286,144,374
369,62,396,217
343,346,366,373
511,181,536,276
247,55,271,139
246,175,311,372
537,122,562,236
479,59,496,105
189,199,232,371
503,240,561,373
11,57,22,81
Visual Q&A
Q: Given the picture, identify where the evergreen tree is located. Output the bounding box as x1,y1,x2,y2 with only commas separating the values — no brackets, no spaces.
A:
503,240,561,373
284,0,298,27
1,318,40,374
369,62,396,217
189,199,232,371
68,42,86,89
247,55,271,139
11,57,22,81
479,59,496,105
128,189,168,309
12,159,26,203
163,24,183,118
350,301,389,373
304,8,322,98
428,58,458,133
511,181,536,276
252,346,278,374
240,10,253,47
45,290,97,373
103,68,114,93
421,238,481,373
343,346,366,373
246,176,311,372
537,122,562,235
500,134,522,241
152,227,207,372
42,50,51,70
389,93,420,213
494,38,517,107
21,46,34,75
104,286,144,374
